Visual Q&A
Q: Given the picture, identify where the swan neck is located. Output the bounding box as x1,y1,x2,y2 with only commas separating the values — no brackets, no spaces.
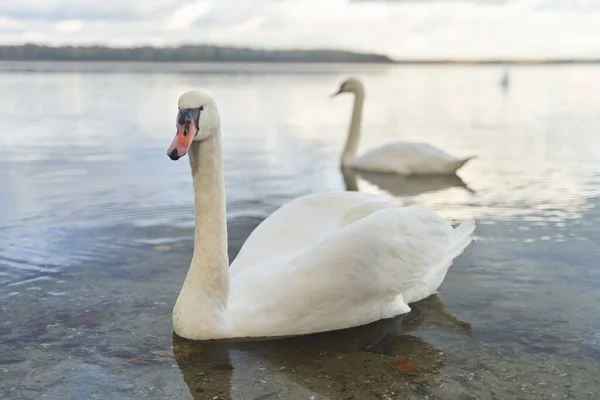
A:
342,88,365,166
173,134,229,339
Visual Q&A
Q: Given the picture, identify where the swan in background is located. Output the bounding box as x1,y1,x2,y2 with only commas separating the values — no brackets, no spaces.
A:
500,67,510,90
332,78,474,175
166,89,475,341
342,168,473,197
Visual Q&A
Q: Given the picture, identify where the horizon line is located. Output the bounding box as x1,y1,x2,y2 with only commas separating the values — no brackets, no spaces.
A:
0,43,598,64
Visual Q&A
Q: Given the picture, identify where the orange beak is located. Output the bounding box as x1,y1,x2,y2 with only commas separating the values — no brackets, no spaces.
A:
167,109,199,160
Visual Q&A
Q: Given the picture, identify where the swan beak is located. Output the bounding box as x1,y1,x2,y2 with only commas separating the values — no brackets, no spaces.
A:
167,110,199,160
330,89,342,98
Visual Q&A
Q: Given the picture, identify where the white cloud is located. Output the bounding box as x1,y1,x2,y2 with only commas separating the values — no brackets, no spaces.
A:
162,0,211,31
0,0,599,58
53,19,83,34
0,17,23,30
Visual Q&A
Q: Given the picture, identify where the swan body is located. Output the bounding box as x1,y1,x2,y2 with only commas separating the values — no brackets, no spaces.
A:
333,78,474,175
167,90,476,341
348,141,473,175
500,68,510,89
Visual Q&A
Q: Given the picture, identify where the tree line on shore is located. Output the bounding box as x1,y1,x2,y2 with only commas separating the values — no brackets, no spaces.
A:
0,44,393,63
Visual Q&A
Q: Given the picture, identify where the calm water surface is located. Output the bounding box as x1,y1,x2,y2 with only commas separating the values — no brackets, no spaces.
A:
1,62,600,399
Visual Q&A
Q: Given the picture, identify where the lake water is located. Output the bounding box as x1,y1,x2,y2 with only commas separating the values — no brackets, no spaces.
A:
1,61,600,399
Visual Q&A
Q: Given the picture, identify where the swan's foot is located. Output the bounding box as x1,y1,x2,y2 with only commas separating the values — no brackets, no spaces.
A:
413,294,472,335
361,309,421,355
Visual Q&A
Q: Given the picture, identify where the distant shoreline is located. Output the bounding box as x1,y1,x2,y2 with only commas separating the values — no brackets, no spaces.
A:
0,44,391,63
0,44,598,65
394,59,600,65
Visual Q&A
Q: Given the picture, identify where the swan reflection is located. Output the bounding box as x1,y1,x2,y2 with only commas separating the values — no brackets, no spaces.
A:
342,167,473,197
173,294,470,399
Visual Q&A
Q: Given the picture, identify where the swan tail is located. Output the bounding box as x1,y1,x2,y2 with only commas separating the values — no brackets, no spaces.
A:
450,156,476,172
402,219,475,304
445,219,476,262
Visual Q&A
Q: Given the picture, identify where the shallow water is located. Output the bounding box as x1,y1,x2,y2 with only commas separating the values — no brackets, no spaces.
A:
1,62,600,399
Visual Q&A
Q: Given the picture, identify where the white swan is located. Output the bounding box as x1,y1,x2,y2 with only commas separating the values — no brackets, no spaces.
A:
332,78,474,175
166,89,476,341
500,68,510,89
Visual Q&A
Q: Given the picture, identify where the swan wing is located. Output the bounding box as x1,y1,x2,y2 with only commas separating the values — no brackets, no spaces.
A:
230,191,397,274
228,195,474,338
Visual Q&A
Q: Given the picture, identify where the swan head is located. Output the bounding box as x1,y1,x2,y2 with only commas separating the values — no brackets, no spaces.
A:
167,90,220,160
331,77,364,96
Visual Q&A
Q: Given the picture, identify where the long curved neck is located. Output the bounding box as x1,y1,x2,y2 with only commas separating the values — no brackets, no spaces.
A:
173,134,229,340
341,87,365,166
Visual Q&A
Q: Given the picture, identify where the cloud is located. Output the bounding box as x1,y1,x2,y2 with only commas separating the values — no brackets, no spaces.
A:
536,0,600,11
350,0,510,3
0,1,139,21
53,19,84,34
162,0,211,31
0,0,192,21
0,0,599,58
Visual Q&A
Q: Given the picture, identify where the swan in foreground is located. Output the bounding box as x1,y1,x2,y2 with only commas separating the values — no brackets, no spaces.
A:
166,89,476,340
332,78,474,175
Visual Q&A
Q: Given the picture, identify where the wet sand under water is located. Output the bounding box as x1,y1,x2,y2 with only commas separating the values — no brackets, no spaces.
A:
2,208,600,400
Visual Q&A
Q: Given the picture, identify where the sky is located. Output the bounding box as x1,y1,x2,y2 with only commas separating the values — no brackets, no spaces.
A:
0,0,599,59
